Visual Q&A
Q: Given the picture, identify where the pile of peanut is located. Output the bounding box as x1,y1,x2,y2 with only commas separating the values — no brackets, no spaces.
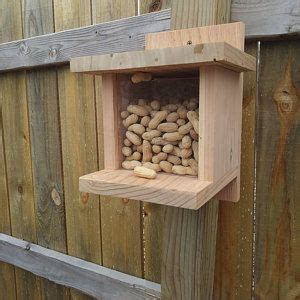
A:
121,98,199,176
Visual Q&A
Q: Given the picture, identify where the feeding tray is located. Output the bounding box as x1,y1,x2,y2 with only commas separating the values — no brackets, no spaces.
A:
70,22,255,210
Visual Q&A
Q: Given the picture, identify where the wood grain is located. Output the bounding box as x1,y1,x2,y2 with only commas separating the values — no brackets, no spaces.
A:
0,9,171,72
145,21,247,203
26,69,70,299
140,0,170,283
161,201,219,299
213,43,257,299
92,0,137,22
159,0,231,298
0,233,161,299
70,42,255,74
56,67,102,262
0,0,23,43
80,169,210,207
140,2,169,283
146,21,245,50
0,108,16,300
231,0,300,39
0,71,41,300
199,66,243,201
254,40,300,299
170,0,231,29
0,0,297,71
101,74,122,170
53,1,102,299
80,165,240,209
22,1,69,298
92,0,144,279
0,1,41,298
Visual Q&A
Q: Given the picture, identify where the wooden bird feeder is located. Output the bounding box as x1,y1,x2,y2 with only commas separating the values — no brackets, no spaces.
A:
70,22,256,210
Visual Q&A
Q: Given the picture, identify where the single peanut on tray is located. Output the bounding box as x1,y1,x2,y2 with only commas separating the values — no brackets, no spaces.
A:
133,166,157,179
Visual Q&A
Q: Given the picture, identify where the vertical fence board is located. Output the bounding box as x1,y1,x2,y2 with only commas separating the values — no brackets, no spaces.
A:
170,0,231,30
143,201,165,283
0,72,41,300
139,0,170,284
53,1,102,299
26,70,69,300
160,0,231,299
255,40,300,299
92,0,143,278
0,1,41,299
22,1,69,298
92,0,137,22
213,43,257,299
0,109,16,300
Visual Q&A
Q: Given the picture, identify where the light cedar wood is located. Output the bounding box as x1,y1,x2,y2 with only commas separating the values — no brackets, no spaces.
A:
199,66,243,202
77,22,248,207
102,74,122,169
79,166,238,210
70,42,255,74
147,21,245,202
146,22,245,50
145,21,246,202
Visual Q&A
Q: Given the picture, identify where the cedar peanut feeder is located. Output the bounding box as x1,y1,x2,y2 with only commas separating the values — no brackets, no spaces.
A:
70,22,255,210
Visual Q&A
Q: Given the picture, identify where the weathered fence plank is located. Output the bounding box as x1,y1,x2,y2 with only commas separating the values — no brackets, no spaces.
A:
23,1,69,298
53,1,102,299
213,43,256,299
232,0,300,39
254,40,300,299
0,72,41,300
92,0,144,279
92,0,138,22
0,9,170,72
0,1,41,298
160,0,230,298
0,233,161,299
0,109,16,300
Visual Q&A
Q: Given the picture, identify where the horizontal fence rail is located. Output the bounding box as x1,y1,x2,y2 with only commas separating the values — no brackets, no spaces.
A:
0,234,161,299
0,2,300,73
0,9,171,72
231,0,300,39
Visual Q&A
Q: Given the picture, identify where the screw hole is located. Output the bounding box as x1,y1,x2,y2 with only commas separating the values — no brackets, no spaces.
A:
187,40,192,45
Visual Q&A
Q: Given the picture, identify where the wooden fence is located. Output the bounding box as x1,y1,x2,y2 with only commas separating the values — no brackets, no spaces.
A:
0,0,299,299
